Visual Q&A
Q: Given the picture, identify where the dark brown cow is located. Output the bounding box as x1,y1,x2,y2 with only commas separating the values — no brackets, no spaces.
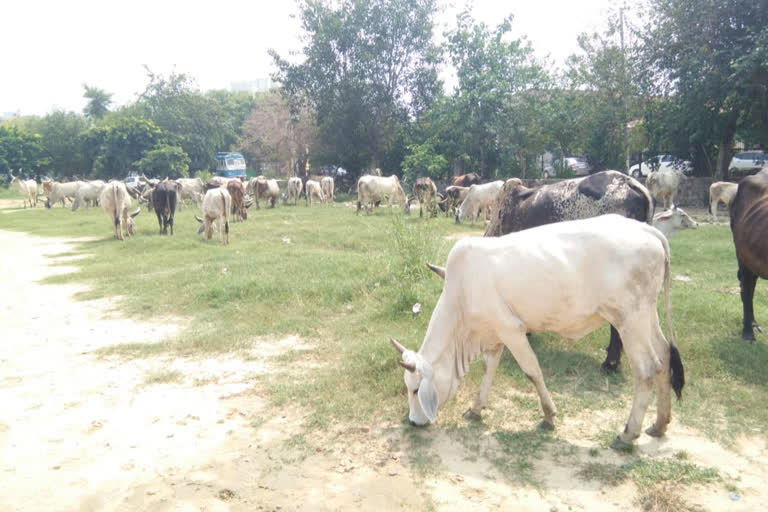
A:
226,179,251,221
451,172,482,188
151,180,180,235
730,171,768,341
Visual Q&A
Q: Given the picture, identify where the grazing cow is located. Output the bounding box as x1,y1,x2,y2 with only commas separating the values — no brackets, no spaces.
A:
405,177,438,218
99,181,140,240
196,187,231,245
226,179,251,221
9,170,38,208
285,177,303,206
46,181,83,208
709,181,738,222
248,177,281,208
455,181,504,224
71,180,106,211
391,214,684,450
305,179,325,206
205,176,233,191
151,180,180,235
356,175,407,214
652,207,698,239
485,171,653,373
646,168,683,214
176,177,205,209
451,172,482,187
138,185,155,212
321,176,335,204
729,171,768,341
440,185,469,216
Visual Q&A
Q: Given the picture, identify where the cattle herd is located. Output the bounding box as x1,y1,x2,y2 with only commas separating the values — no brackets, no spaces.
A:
7,165,767,450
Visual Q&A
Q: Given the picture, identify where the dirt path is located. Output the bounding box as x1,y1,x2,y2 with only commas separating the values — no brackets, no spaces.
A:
1,230,766,511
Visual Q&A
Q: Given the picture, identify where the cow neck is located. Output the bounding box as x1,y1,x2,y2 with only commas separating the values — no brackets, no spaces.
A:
417,295,473,390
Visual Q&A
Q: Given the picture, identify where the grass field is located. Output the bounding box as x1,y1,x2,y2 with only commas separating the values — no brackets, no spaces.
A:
1,196,766,445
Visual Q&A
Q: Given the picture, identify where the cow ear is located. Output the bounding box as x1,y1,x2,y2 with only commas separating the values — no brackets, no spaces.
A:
417,378,439,422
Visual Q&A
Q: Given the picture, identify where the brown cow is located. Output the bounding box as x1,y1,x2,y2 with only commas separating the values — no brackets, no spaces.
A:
451,172,482,188
405,177,438,218
226,179,251,221
730,171,768,341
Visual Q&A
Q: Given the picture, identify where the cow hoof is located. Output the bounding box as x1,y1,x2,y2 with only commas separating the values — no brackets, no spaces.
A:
463,408,482,421
537,420,554,432
609,436,634,452
645,426,665,438
600,360,619,374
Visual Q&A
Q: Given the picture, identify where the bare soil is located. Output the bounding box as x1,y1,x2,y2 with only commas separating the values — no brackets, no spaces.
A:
0,229,765,511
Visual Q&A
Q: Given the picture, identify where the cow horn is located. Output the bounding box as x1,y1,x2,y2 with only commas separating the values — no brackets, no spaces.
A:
426,263,446,280
390,337,407,354
129,207,141,218
398,360,417,373
195,215,203,223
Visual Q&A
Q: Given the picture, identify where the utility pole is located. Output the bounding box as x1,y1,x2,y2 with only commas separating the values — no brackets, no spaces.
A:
620,5,630,172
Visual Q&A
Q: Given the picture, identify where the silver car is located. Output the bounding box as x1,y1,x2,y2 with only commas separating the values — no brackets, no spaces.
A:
729,151,767,177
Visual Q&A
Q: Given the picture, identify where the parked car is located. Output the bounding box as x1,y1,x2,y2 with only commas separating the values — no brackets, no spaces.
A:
123,174,143,189
543,157,591,178
628,154,692,178
728,151,767,177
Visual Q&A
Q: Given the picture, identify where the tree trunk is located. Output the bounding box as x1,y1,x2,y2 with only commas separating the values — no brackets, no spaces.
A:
518,149,527,179
715,131,735,181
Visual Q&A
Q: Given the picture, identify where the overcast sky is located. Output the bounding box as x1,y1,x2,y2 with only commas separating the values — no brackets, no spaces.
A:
1,0,621,117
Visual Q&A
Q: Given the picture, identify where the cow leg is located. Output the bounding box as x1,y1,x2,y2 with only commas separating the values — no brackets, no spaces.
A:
647,324,673,438
503,332,557,429
710,198,718,222
155,211,163,235
465,344,504,420
169,216,174,236
601,325,623,373
738,262,758,342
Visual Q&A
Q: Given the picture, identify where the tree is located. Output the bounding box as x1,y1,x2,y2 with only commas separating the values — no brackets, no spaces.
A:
0,126,43,174
401,140,448,184
82,85,113,120
134,145,190,179
643,0,768,178
271,0,441,178
35,110,89,177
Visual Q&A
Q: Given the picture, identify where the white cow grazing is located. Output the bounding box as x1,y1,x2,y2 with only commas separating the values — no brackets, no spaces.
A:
9,170,37,208
195,187,232,245
708,181,738,222
286,177,303,206
72,180,106,211
356,174,406,214
47,181,84,208
455,180,504,224
652,207,698,239
321,176,335,204
100,181,140,240
176,177,205,210
305,179,325,206
646,169,683,214
248,177,281,208
391,214,684,450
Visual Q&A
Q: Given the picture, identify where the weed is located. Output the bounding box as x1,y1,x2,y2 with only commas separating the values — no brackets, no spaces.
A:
143,369,182,385
576,462,630,486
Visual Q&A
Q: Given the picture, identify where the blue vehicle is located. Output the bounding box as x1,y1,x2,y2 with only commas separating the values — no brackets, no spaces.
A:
215,152,247,178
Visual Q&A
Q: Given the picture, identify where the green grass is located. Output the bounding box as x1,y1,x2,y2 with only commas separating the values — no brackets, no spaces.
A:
1,202,767,446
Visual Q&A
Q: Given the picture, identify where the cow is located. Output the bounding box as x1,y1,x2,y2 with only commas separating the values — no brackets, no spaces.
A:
391,214,684,451
247,177,280,208
205,176,232,191
321,176,335,204
646,168,683,214
176,177,205,209
652,207,698,239
305,179,325,206
285,177,303,206
196,187,231,245
484,171,653,373
138,185,155,212
141,174,160,188
455,181,504,224
99,181,140,240
356,175,406,215
46,181,83,208
9,169,38,208
451,172,482,188
71,180,106,211
405,177,438,218
151,180,180,235
729,171,768,342
226,179,251,221
709,181,738,222
440,185,469,216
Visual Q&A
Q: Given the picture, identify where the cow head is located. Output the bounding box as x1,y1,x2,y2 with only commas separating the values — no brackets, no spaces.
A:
390,338,439,426
126,208,141,235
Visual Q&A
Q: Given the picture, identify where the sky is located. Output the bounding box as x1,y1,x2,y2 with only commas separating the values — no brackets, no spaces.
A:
1,0,622,118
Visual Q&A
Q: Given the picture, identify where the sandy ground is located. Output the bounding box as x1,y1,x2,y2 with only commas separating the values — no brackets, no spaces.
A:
1,225,766,511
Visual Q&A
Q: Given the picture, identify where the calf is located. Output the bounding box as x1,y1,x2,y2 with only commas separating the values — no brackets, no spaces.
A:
285,177,303,206
730,171,768,341
305,179,325,206
100,181,140,240
196,188,231,245
652,207,698,239
455,181,504,224
441,185,469,216
226,179,251,221
151,180,180,235
391,214,683,450
321,176,335,204
9,169,38,208
709,181,738,222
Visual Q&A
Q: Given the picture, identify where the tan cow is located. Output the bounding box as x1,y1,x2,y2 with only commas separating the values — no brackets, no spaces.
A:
709,181,738,222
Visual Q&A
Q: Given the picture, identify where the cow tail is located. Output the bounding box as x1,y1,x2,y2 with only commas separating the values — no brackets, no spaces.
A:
222,193,229,235
113,183,120,227
653,226,684,400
